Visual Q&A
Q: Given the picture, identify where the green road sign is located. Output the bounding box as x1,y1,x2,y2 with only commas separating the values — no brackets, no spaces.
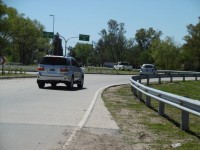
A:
79,34,90,41
43,31,54,38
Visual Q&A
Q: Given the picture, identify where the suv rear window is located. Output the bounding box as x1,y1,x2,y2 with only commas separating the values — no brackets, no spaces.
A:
143,65,154,68
40,57,70,66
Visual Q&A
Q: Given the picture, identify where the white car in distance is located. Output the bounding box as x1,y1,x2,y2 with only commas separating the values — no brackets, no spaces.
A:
113,62,133,71
140,64,157,75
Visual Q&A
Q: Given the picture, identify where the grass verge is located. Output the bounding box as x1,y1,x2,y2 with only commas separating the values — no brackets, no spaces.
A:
150,80,200,100
102,84,200,149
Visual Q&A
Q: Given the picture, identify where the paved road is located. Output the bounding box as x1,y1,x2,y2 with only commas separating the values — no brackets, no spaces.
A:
0,74,131,150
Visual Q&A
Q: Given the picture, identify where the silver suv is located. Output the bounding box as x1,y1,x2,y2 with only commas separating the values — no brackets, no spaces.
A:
37,55,84,89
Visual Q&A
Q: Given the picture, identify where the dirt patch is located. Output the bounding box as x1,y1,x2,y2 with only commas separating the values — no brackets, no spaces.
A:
65,129,134,150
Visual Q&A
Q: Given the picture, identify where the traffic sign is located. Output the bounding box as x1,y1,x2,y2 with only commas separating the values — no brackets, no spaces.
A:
79,34,90,41
43,31,54,38
0,56,6,65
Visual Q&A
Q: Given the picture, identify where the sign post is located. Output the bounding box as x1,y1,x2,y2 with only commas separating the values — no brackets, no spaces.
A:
0,56,6,75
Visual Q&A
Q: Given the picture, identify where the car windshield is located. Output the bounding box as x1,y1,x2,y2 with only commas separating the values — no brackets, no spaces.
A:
143,65,154,69
40,57,70,66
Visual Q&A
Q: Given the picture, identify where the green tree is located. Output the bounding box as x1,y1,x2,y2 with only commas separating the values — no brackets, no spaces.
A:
53,33,63,56
133,27,162,65
182,21,200,71
150,37,181,70
139,50,154,65
135,27,162,51
0,1,51,64
124,39,140,68
0,1,11,56
14,17,45,64
96,19,127,63
72,43,93,66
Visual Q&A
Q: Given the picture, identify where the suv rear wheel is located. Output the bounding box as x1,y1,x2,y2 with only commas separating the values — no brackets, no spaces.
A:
67,76,74,89
77,76,84,88
38,81,45,88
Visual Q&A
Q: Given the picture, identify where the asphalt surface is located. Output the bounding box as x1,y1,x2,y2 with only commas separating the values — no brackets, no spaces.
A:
0,74,131,150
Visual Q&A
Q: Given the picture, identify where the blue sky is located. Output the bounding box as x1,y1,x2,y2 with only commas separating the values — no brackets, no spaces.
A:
3,0,200,47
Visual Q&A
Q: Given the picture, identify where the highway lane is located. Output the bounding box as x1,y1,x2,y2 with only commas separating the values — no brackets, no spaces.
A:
0,74,132,150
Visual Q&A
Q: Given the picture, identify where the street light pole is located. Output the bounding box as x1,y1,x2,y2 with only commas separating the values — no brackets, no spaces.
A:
50,15,55,54
58,35,78,56
66,36,78,56
59,35,67,56
50,15,55,35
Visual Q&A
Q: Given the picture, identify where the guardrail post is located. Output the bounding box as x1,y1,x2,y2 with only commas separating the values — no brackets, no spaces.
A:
131,86,137,96
170,75,173,83
138,91,142,100
181,110,189,130
131,86,133,92
134,88,138,96
147,76,149,86
195,75,197,81
146,95,151,107
2,64,5,75
139,78,141,83
158,75,161,84
183,75,185,82
158,101,165,116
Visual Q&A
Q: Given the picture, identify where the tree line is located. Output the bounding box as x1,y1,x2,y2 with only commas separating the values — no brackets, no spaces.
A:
1,1,200,71
72,19,200,71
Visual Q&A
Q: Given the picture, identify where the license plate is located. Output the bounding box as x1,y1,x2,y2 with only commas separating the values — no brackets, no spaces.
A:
49,69,55,71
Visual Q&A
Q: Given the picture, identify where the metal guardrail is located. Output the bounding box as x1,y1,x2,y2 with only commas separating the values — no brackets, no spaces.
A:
130,71,200,130
137,71,200,86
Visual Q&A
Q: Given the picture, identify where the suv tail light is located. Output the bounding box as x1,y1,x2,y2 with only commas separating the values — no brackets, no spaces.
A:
60,67,68,72
38,66,45,71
